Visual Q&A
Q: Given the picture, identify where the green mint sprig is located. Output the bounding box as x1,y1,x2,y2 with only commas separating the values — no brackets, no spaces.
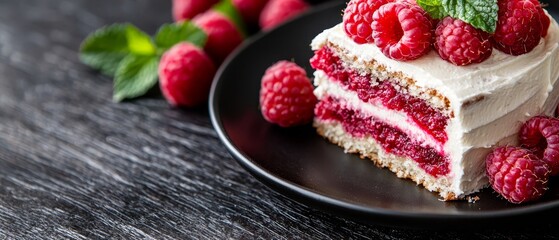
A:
79,21,207,102
417,0,498,33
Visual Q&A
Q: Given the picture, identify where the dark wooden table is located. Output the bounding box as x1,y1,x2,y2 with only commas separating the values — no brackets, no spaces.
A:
1,0,559,239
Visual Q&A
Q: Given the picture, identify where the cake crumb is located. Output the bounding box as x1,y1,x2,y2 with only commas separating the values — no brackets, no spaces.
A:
467,196,480,203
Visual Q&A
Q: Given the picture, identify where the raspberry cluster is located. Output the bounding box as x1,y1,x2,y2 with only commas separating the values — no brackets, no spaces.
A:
485,115,559,204
164,0,310,107
342,0,550,65
173,0,309,31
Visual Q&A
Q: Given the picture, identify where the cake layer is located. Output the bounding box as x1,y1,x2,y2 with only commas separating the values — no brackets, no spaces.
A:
314,70,445,153
314,119,458,200
310,45,449,144
315,95,450,177
313,70,489,199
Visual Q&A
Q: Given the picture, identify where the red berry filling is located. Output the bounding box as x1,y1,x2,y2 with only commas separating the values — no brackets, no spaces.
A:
315,96,450,176
310,46,449,143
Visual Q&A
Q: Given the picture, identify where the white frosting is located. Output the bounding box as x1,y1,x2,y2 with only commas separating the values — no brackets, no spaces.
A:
311,16,559,197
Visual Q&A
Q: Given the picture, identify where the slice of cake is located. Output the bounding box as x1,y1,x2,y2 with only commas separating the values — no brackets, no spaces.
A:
309,0,559,200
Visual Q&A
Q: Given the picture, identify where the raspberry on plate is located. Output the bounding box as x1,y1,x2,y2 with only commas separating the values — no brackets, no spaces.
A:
158,42,216,107
371,2,432,61
259,0,310,31
342,0,393,44
486,146,551,204
434,17,492,66
493,0,543,56
172,0,219,22
519,115,559,176
193,10,244,65
259,60,317,127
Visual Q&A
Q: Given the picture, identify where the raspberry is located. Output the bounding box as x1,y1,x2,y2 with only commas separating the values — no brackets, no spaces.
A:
434,17,492,66
486,146,550,204
193,10,244,65
259,0,310,31
172,0,219,22
519,115,559,176
538,6,551,37
371,2,432,61
342,0,393,44
493,0,543,56
158,42,216,107
259,61,317,127
525,0,550,37
232,0,268,25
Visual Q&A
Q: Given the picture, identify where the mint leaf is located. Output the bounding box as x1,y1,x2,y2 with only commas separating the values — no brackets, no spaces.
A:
442,0,498,33
126,24,157,55
80,24,130,75
154,21,207,51
418,0,446,19
213,0,247,37
80,23,156,76
113,55,159,102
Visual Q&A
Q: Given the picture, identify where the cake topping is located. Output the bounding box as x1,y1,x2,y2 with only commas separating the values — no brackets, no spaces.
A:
434,16,493,66
419,0,498,32
538,5,551,37
371,2,433,61
519,116,559,176
342,0,394,44
341,0,550,65
486,146,550,204
493,0,544,56
259,60,317,127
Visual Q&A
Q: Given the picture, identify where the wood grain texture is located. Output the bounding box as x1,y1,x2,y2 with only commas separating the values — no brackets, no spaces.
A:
1,0,559,239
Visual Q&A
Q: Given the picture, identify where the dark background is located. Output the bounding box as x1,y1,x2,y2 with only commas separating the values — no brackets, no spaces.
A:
1,0,558,239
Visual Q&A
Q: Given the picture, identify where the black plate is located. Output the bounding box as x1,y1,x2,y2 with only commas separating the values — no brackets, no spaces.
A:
209,0,559,228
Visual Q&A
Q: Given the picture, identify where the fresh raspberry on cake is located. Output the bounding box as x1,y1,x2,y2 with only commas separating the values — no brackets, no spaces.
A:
519,115,559,176
259,0,310,30
172,0,219,22
524,0,551,37
371,2,432,61
193,10,244,65
158,42,216,107
259,60,317,127
486,146,550,204
434,17,492,66
232,0,268,25
493,0,543,55
343,0,393,44
537,2,551,37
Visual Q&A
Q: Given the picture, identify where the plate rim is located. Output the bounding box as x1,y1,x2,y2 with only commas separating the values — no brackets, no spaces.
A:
208,0,559,226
